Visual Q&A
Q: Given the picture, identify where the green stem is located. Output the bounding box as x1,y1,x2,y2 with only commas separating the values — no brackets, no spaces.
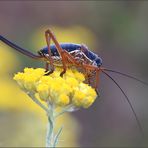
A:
46,104,63,148
46,116,54,147
53,126,63,147
46,104,55,147
27,92,63,147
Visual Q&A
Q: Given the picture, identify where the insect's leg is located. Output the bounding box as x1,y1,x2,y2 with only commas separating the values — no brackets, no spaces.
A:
86,74,91,85
95,69,100,89
83,68,91,85
45,30,54,75
59,51,68,76
45,62,49,72
45,29,75,76
82,64,100,95
95,69,101,95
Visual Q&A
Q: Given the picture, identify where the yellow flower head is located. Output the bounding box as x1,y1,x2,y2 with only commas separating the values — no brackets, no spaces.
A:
14,68,97,108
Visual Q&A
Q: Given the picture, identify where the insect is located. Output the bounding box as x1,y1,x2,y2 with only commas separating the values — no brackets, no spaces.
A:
0,29,147,136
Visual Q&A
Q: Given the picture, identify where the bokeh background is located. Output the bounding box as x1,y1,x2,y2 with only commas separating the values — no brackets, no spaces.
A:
0,1,148,147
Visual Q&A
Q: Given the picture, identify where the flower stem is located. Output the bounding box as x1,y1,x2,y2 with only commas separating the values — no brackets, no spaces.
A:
46,116,54,147
27,93,63,147
53,126,63,147
46,104,63,147
46,104,55,147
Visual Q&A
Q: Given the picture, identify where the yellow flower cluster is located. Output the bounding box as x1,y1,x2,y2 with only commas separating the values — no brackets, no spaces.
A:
13,68,97,108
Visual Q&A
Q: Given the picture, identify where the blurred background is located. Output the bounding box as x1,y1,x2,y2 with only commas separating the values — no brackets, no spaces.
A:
0,1,148,147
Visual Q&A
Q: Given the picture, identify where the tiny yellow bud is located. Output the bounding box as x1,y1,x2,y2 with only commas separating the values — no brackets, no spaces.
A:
13,72,25,89
56,94,70,106
72,91,86,107
82,96,96,108
37,84,49,101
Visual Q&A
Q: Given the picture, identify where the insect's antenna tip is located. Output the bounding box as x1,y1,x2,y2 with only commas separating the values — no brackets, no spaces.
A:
101,69,144,136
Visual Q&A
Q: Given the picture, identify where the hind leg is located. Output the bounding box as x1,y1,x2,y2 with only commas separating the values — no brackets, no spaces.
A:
45,29,78,76
44,30,54,75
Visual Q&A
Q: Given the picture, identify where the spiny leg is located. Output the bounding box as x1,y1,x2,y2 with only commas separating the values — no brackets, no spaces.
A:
82,64,100,95
59,50,81,76
85,74,91,85
45,29,81,76
95,68,100,89
45,30,54,75
59,50,67,76
95,68,101,95
83,68,91,85
45,29,68,76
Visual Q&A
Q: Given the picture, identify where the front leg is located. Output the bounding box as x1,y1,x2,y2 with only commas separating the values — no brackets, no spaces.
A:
45,62,49,72
44,62,54,75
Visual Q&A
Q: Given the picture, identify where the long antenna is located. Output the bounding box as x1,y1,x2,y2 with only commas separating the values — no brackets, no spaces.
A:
0,35,42,59
103,68,148,86
101,69,143,136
